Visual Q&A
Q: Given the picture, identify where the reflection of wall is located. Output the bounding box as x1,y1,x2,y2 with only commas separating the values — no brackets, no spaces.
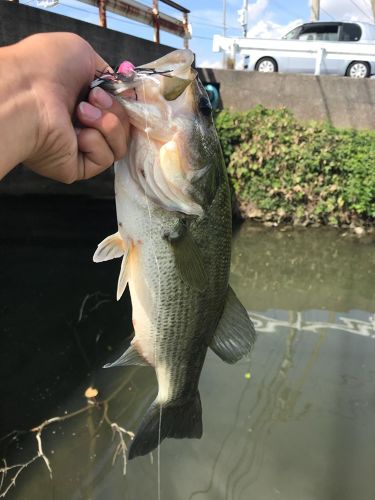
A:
0,198,133,436
198,67,375,130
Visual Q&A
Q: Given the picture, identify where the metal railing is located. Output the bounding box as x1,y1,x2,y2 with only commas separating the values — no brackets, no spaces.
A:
78,0,191,46
14,0,191,46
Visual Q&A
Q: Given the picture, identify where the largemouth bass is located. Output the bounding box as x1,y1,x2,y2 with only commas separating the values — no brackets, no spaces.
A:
93,50,256,459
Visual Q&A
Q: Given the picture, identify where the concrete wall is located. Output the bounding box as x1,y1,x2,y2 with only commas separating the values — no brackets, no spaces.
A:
198,67,375,130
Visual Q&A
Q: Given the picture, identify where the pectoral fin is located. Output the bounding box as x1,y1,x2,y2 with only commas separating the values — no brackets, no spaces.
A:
103,344,149,368
167,227,208,291
117,251,130,301
210,286,256,364
93,232,126,262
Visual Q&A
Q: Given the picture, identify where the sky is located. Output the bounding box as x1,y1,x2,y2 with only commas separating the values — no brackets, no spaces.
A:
22,0,375,67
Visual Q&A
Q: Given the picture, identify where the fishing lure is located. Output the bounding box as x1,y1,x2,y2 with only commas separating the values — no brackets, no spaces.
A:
91,60,173,91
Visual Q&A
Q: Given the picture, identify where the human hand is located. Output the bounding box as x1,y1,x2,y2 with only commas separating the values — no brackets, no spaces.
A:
1,32,129,183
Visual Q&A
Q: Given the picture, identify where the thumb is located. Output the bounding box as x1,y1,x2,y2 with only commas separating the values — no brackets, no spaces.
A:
93,52,114,78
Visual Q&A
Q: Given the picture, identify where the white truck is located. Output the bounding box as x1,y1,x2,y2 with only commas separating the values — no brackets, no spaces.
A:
213,21,375,78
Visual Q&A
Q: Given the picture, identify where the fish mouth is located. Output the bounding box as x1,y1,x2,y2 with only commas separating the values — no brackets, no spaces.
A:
92,49,197,102
139,49,195,79
139,50,197,101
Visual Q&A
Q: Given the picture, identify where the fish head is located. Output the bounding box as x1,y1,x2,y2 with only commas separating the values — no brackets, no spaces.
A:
100,50,224,214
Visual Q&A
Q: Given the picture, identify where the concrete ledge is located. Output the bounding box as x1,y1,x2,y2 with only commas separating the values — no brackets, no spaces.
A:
198,67,375,130
0,165,114,198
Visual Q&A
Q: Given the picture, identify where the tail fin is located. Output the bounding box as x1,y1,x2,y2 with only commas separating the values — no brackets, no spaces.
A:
128,392,202,460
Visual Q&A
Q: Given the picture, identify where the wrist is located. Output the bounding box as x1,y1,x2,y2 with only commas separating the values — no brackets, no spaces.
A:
0,42,40,178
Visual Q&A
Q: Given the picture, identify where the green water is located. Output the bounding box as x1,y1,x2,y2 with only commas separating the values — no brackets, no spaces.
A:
1,199,374,500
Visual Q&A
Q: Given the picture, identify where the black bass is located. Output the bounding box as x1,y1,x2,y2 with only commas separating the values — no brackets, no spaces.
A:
93,50,256,459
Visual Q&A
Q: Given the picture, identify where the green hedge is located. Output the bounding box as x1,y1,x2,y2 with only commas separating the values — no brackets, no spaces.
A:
215,106,375,225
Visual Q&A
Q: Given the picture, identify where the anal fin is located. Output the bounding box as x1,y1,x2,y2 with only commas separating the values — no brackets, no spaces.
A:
210,286,256,364
103,344,149,368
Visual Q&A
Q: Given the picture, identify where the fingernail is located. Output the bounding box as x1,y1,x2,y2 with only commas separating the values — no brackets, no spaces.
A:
92,87,113,109
79,102,102,120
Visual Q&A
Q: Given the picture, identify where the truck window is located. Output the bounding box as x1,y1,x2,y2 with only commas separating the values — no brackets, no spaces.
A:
298,25,339,41
341,23,361,41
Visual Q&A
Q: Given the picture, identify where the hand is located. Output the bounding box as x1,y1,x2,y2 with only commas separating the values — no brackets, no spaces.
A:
0,32,129,183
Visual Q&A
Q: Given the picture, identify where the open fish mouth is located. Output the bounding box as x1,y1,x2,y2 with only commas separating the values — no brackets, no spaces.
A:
91,49,197,102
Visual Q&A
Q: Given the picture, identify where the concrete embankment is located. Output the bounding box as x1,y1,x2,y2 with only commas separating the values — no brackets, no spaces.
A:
198,67,375,130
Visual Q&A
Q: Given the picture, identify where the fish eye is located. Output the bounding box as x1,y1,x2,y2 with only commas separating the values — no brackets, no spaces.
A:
198,96,212,116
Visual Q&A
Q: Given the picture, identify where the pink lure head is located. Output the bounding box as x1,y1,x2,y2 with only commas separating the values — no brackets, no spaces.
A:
118,60,136,78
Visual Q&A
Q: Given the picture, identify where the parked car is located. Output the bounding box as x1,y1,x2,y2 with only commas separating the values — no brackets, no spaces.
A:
283,21,375,42
250,21,375,78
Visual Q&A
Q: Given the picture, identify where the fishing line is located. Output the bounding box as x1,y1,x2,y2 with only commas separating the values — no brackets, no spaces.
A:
139,76,163,500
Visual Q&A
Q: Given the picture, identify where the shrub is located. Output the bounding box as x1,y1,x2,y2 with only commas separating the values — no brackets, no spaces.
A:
215,106,375,225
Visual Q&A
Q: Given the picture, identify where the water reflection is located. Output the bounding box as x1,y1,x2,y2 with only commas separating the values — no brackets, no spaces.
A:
1,201,374,500
230,224,375,312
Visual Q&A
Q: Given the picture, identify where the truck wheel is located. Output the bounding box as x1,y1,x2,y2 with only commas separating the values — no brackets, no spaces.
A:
255,57,278,73
346,61,370,78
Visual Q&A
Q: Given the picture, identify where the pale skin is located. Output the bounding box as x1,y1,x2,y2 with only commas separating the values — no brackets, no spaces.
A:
0,32,129,183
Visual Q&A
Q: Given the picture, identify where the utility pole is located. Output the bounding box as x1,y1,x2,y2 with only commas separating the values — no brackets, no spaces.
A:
222,0,227,68
311,0,320,21
371,0,375,22
239,0,249,37
237,0,248,37
238,0,249,69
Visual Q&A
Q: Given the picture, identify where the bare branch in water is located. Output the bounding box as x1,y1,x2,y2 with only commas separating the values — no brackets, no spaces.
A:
0,389,134,498
77,291,111,323
102,400,134,476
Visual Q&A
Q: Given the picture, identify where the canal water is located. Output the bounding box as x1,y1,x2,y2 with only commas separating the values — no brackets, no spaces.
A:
1,197,374,500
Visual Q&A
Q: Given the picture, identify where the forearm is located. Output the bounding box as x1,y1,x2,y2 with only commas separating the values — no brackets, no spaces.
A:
0,43,38,179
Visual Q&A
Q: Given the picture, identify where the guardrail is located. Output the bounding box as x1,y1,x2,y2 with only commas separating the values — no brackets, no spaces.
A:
213,34,375,75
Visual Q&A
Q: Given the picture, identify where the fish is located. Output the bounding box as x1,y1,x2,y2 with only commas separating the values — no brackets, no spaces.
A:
92,49,256,460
